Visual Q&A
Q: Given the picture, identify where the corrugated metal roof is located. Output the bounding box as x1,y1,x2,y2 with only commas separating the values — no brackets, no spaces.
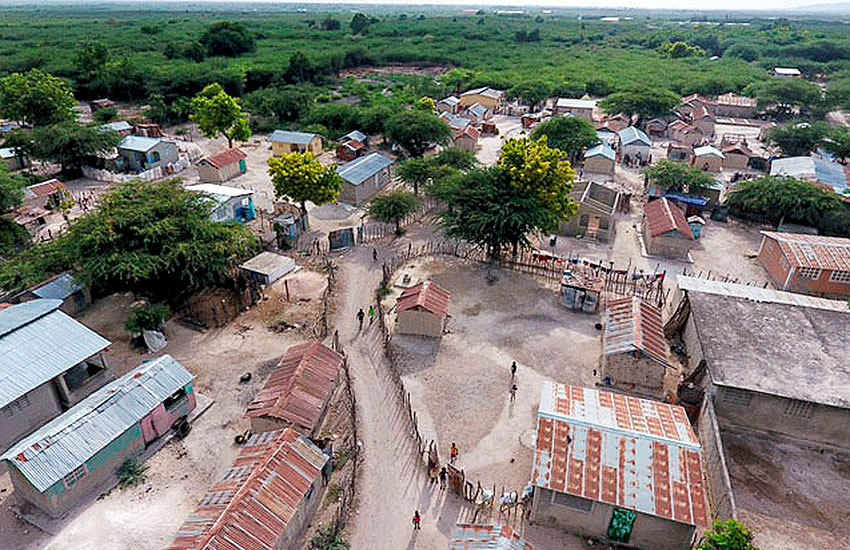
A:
693,145,724,159
770,155,849,193
450,524,537,550
617,126,652,147
31,273,83,300
715,93,756,108
342,130,367,143
441,112,472,131
0,147,17,159
604,297,670,366
118,135,162,152
101,121,133,132
557,98,596,110
24,179,66,201
584,143,615,161
245,342,344,432
1,355,193,492
532,382,709,528
167,429,327,550
774,67,801,76
203,148,246,170
268,130,318,145
338,152,393,186
0,300,110,410
469,104,489,118
239,252,296,278
691,106,714,120
760,231,850,271
645,198,694,240
397,281,451,318
677,275,848,312
462,87,503,99
440,96,461,106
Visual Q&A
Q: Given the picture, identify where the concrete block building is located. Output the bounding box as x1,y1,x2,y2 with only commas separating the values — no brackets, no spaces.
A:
756,231,850,299
167,429,328,550
396,281,451,338
1,355,195,518
0,299,111,453
337,152,394,206
246,341,345,437
555,98,595,121
559,181,620,242
531,382,709,550
269,130,322,156
676,275,850,449
601,297,671,399
186,184,255,223
643,198,696,260
583,144,616,176
117,136,178,172
196,148,247,183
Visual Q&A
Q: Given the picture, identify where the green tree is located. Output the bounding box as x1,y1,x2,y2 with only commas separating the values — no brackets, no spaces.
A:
498,136,578,226
697,520,760,550
509,81,552,111
321,17,341,31
385,110,451,157
244,86,313,126
531,116,599,164
93,107,118,123
441,68,475,94
285,51,317,85
74,40,110,92
767,122,828,157
267,152,342,221
199,21,255,57
0,162,26,213
745,78,822,118
350,13,372,35
368,190,422,235
190,83,251,148
659,41,706,58
416,96,436,111
397,157,437,196
645,160,717,195
433,148,477,170
823,127,850,163
32,122,121,174
0,180,259,295
0,69,76,127
600,87,680,122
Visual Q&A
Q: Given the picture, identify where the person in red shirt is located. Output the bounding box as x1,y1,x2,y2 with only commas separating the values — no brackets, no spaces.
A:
412,510,421,530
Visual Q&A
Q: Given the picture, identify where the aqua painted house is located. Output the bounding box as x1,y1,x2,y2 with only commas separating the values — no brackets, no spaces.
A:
1,355,195,518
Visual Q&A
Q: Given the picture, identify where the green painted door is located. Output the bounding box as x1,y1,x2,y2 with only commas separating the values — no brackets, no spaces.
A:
607,508,637,543
239,159,247,173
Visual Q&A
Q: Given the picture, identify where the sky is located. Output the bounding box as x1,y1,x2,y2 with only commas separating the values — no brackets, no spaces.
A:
42,0,819,12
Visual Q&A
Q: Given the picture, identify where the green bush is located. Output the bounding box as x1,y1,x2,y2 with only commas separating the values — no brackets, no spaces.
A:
125,303,170,334
117,458,148,488
310,526,349,550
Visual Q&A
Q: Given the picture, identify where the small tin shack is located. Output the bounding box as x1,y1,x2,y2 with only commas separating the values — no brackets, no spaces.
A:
239,251,296,286
560,265,603,313
396,281,451,338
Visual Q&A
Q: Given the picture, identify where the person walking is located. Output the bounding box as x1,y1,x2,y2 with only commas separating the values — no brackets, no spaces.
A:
510,384,517,402
412,510,421,531
372,247,378,262
510,361,517,379
368,304,376,324
439,466,447,490
450,442,458,464
357,308,364,330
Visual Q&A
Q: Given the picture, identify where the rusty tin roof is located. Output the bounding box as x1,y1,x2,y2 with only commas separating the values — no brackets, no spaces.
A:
761,231,850,272
450,523,537,550
532,382,709,528
604,297,670,366
645,198,695,240
397,281,451,318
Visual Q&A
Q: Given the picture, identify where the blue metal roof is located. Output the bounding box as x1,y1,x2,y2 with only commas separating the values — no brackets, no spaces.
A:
770,155,849,194
118,135,161,152
101,121,132,133
269,130,319,145
0,300,110,409
31,273,83,301
2,355,194,492
338,153,394,186
469,104,489,118
617,126,652,147
664,192,710,208
585,143,616,161
342,130,367,143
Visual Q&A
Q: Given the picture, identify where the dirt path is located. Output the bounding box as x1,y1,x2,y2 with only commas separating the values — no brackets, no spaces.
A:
336,244,465,549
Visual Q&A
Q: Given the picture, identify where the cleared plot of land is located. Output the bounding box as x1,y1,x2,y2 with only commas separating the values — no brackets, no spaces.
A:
722,430,850,550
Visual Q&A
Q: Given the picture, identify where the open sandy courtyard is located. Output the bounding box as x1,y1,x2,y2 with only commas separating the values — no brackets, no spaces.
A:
388,257,600,494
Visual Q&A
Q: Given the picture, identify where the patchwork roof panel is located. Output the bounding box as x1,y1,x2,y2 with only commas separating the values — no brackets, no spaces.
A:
450,524,537,550
397,281,451,318
604,297,669,365
532,382,708,528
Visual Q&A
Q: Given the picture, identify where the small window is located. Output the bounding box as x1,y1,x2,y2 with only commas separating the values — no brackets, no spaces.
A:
784,400,814,419
721,387,752,408
797,267,822,280
151,151,161,163
552,491,594,513
829,270,850,284
4,395,30,417
64,464,88,488
163,387,187,410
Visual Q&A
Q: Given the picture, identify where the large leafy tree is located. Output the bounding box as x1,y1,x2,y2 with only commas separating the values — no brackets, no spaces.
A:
74,40,110,95
509,81,552,111
433,148,478,171
199,21,255,57
32,122,121,174
0,162,26,213
645,160,717,195
745,78,822,118
697,521,760,550
244,86,314,126
726,176,850,235
0,180,259,296
531,116,599,164
442,137,577,257
368,190,422,235
268,152,342,220
0,69,76,127
350,13,374,35
823,127,850,163
397,157,438,196
599,87,680,122
191,83,252,148
767,122,828,157
385,110,451,158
